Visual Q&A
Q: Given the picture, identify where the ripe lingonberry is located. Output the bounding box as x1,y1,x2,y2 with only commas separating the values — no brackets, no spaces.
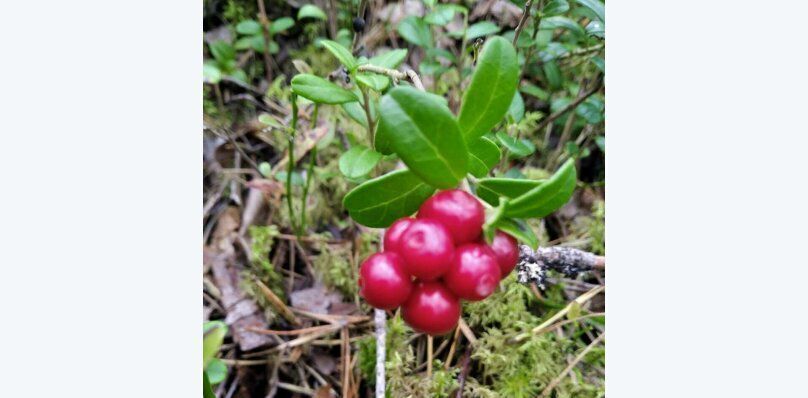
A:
417,190,484,245
383,217,414,255
487,231,519,277
358,252,413,310
401,281,461,336
398,219,454,280
443,243,501,301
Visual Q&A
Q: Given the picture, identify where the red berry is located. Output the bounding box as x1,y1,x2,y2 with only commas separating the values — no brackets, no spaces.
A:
358,252,413,310
401,281,461,336
383,217,414,254
443,243,501,301
487,231,519,277
417,190,484,245
398,219,454,280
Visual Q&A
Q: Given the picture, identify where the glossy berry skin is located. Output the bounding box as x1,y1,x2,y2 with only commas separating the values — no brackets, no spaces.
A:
358,252,413,310
444,243,501,301
417,190,484,245
383,217,414,255
398,219,454,280
401,281,461,336
487,231,520,277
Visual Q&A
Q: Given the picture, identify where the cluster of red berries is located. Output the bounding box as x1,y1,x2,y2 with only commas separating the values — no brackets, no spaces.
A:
358,190,519,336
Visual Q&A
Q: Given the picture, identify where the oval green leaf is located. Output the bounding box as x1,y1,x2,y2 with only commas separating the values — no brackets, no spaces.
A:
496,132,535,158
203,321,227,367
504,159,577,218
356,73,390,91
236,20,262,35
458,36,519,141
375,86,468,188
339,145,382,179
270,17,294,34
494,218,539,249
297,4,327,20
291,74,358,104
397,16,432,48
343,169,437,227
468,137,501,178
465,21,501,41
368,49,408,69
320,39,358,71
476,177,544,206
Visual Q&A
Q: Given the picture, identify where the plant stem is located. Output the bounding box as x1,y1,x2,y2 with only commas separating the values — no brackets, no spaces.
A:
287,95,299,236
360,87,375,146
256,0,274,84
512,0,534,47
300,144,317,234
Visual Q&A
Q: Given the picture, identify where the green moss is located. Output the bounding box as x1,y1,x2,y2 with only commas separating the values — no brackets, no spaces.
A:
239,225,285,323
588,200,605,255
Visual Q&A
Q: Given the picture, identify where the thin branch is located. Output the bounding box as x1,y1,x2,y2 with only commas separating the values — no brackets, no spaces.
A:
512,0,534,47
374,309,386,398
356,64,425,91
535,76,603,132
539,333,605,397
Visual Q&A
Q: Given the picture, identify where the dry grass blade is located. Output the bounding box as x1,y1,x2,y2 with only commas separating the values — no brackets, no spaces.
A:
254,277,301,326
509,285,605,345
539,333,605,398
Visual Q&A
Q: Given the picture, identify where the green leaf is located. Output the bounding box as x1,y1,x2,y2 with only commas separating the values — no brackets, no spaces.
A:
375,87,468,188
508,91,525,122
203,372,216,398
339,145,383,179
397,16,432,48
542,0,570,16
343,169,437,227
586,20,604,38
276,171,305,186
269,17,294,34
320,39,358,71
482,198,508,243
457,36,519,141
209,41,235,63
574,0,605,22
543,60,563,89
504,158,577,218
595,136,605,152
520,82,549,100
541,16,585,37
297,4,327,20
494,218,538,248
203,62,222,84
476,177,544,206
203,321,227,367
495,132,535,158
205,358,228,385
291,74,359,104
576,96,604,124
369,49,408,69
465,21,500,41
468,137,501,178
236,19,262,35
341,102,368,127
424,5,456,26
355,73,390,91
591,56,605,73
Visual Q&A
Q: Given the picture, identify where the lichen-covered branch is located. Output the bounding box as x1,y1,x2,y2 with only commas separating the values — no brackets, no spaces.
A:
517,245,605,289
374,308,386,397
356,64,425,91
